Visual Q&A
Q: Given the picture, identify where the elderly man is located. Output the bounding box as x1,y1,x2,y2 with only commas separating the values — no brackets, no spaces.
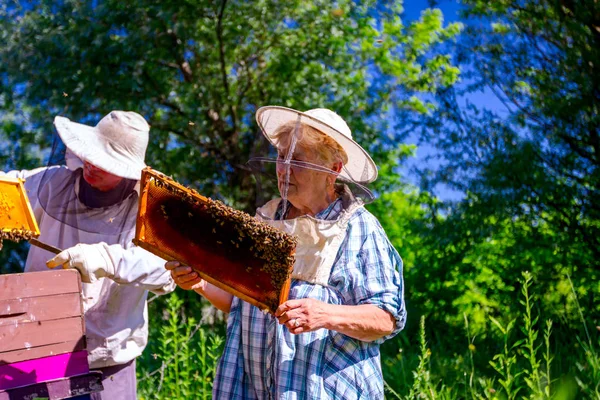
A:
3,111,175,400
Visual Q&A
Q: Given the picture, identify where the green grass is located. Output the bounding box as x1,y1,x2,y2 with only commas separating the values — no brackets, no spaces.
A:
137,292,224,400
138,273,599,399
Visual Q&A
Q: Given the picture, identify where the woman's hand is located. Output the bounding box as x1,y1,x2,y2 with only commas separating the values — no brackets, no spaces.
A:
165,260,206,291
276,299,396,341
165,260,233,313
275,298,330,335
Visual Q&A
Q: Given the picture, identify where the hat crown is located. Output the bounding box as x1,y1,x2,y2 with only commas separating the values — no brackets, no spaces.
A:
304,108,352,140
95,111,149,163
96,111,149,142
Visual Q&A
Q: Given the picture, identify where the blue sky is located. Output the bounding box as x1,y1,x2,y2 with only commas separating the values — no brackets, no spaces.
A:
398,0,508,201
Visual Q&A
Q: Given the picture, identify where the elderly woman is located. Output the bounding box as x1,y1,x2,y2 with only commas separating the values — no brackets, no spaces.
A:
166,106,405,399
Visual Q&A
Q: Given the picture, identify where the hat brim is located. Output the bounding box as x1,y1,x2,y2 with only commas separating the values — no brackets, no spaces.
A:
256,106,378,183
54,116,146,180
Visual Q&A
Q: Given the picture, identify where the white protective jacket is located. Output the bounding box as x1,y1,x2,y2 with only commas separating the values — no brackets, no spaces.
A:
4,166,176,368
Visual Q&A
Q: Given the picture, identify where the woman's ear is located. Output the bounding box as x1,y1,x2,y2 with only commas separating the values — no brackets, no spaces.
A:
331,161,343,173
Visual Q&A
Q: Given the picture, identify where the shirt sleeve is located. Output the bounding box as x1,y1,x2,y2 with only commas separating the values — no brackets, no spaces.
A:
103,242,176,295
2,167,48,181
2,167,49,215
329,209,406,343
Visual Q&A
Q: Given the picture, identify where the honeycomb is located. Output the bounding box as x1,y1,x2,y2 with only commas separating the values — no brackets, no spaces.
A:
0,176,40,250
134,168,296,313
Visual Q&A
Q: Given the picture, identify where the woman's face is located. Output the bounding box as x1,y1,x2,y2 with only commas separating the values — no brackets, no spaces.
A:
276,144,335,210
82,161,124,191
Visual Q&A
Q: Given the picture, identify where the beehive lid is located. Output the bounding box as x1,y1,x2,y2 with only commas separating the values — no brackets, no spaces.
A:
134,168,297,314
0,176,40,246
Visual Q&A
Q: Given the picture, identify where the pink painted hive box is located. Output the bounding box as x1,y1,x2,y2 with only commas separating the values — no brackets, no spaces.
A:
0,269,102,398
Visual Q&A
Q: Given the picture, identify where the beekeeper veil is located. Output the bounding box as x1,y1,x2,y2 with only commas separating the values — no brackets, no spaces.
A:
249,106,377,221
38,111,149,237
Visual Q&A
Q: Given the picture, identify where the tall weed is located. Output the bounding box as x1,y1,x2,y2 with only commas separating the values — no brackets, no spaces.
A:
138,273,598,399
137,292,224,400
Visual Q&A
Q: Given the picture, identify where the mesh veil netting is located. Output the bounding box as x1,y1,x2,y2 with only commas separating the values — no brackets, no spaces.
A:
37,135,139,237
248,112,375,221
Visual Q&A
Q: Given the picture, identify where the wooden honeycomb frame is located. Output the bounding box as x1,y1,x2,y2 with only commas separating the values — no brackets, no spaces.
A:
133,168,296,313
0,176,40,249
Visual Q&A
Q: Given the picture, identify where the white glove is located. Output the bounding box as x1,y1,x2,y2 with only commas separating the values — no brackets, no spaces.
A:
46,243,115,284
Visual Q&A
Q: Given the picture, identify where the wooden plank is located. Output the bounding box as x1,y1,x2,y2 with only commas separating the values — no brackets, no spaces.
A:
0,316,84,353
0,371,103,400
0,292,82,327
0,270,81,301
0,351,89,391
0,339,86,366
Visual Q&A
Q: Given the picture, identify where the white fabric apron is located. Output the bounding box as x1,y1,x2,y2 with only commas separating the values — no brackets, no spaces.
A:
255,191,363,286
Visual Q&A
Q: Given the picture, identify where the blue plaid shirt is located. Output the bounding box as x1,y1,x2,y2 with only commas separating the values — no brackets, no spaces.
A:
213,199,406,399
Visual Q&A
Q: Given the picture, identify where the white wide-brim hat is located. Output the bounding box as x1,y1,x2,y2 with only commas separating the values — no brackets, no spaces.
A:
256,106,378,183
54,111,149,180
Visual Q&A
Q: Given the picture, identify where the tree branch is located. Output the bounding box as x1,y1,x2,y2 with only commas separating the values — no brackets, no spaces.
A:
216,0,238,136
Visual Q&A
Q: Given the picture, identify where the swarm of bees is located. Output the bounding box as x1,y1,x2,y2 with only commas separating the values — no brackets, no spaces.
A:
0,228,36,251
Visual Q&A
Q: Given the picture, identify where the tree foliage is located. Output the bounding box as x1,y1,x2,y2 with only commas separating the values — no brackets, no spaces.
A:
0,0,461,271
401,0,600,331
0,0,461,201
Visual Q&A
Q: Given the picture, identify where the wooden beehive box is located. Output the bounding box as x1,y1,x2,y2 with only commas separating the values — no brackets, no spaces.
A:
0,269,102,398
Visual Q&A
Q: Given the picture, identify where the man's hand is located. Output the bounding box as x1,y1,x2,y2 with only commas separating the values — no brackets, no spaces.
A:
46,243,114,283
